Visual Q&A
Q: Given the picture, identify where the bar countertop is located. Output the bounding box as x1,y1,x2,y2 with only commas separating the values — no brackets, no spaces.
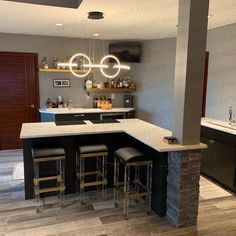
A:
39,107,135,114
20,118,206,152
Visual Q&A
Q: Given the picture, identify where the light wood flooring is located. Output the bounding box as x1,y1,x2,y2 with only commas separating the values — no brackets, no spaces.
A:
0,149,236,236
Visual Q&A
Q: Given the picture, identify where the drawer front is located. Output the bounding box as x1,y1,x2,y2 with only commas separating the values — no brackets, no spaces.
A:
55,113,99,122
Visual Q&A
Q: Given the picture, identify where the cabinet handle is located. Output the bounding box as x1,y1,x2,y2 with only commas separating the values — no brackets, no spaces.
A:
74,114,85,117
209,140,215,144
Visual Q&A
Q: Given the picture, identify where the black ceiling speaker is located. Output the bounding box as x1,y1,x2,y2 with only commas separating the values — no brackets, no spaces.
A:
88,11,104,20
4,0,83,9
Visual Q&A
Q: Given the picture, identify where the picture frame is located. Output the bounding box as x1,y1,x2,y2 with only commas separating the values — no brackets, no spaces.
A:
53,79,71,87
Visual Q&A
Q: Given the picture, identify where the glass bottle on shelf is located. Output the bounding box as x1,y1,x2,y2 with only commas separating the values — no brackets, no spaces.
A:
67,100,73,109
41,57,49,69
53,57,58,69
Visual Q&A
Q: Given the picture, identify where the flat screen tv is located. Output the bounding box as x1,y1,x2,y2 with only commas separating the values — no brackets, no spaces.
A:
109,43,141,63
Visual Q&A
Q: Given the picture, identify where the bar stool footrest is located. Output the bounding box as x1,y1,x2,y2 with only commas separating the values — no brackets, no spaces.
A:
80,179,108,188
34,184,65,195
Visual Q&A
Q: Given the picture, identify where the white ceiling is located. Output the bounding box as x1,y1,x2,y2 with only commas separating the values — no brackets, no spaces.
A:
1,0,236,40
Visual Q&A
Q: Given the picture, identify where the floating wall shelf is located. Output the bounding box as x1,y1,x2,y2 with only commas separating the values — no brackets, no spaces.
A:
39,68,94,73
86,88,136,93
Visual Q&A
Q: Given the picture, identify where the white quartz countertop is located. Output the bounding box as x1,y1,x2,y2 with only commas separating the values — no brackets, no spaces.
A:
39,107,134,114
20,118,206,152
201,118,236,135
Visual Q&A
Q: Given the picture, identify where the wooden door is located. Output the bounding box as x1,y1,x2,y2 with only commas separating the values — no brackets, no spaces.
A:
201,51,209,117
0,52,39,150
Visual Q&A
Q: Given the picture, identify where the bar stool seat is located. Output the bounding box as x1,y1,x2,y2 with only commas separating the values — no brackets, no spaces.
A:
32,147,66,213
32,147,65,158
76,144,108,204
114,147,147,163
114,147,153,219
79,145,108,154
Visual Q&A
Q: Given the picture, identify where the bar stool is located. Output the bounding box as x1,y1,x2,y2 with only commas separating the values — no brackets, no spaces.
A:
76,144,108,204
113,147,153,219
32,147,65,213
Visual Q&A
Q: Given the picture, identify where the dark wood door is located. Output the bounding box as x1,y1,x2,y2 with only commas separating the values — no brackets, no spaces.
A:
0,52,39,150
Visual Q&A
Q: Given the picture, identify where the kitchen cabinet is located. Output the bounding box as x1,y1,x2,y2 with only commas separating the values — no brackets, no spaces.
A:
201,126,236,193
40,109,135,122
55,113,100,122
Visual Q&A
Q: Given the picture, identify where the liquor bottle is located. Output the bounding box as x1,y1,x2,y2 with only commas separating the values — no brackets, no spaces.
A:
58,96,63,108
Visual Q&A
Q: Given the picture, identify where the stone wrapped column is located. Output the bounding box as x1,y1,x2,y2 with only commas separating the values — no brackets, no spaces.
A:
166,150,201,227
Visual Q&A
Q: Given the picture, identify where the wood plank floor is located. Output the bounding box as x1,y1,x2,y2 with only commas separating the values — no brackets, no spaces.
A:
0,149,235,236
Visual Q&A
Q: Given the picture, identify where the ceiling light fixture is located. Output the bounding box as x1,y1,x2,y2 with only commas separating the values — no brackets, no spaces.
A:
93,33,100,36
88,11,104,20
58,62,77,67
69,53,92,78
113,65,130,70
100,55,121,79
83,64,108,69
55,23,63,26
68,53,130,78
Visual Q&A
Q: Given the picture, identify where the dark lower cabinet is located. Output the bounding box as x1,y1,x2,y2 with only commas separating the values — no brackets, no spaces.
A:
201,126,236,193
40,111,134,122
55,113,100,122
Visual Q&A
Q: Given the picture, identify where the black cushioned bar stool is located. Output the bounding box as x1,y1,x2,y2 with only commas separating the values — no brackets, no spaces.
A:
113,147,153,219
32,147,65,213
76,144,108,203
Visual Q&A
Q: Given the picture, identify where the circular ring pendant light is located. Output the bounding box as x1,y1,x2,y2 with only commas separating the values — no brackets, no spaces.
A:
69,53,92,78
100,55,121,79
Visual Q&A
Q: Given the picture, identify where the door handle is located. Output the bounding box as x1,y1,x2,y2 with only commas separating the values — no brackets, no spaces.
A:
30,104,35,108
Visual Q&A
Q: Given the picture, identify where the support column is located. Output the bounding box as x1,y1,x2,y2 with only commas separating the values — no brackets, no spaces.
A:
173,0,209,144
166,151,201,227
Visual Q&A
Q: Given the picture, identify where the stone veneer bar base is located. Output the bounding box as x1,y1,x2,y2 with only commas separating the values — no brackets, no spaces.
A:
166,150,201,227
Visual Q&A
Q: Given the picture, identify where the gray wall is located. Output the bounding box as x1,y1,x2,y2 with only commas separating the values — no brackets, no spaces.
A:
1,22,236,125
131,38,176,130
0,33,127,108
206,23,236,121
131,23,236,129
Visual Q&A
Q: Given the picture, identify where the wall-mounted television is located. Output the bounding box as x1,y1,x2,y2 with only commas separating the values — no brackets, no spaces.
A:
109,42,142,63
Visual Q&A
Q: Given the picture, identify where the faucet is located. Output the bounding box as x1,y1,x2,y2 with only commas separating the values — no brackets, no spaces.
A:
229,106,235,125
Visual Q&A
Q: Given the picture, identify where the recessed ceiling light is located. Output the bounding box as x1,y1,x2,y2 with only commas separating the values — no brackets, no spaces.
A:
208,14,213,18
55,23,63,27
93,33,99,36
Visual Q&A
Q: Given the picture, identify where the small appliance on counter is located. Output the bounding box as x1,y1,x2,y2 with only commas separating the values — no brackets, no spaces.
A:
124,95,133,107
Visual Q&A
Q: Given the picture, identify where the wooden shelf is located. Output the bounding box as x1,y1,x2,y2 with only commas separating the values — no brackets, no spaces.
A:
86,88,136,93
39,68,94,73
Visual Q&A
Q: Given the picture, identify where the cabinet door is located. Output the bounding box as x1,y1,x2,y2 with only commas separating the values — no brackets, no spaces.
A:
212,141,236,191
55,113,100,122
40,113,55,122
201,137,236,192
